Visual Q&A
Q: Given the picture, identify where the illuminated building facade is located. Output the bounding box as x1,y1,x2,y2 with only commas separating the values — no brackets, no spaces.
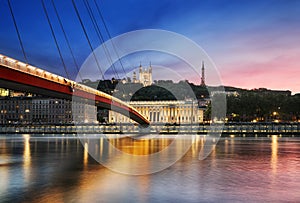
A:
0,96,97,124
109,100,203,124
0,97,32,124
132,63,153,87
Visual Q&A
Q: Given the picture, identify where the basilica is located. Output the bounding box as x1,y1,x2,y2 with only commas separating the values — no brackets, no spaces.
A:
132,63,153,87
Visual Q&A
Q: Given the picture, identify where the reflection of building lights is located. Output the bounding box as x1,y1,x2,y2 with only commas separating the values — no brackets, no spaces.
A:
230,134,235,138
271,135,278,174
84,142,88,167
23,134,31,183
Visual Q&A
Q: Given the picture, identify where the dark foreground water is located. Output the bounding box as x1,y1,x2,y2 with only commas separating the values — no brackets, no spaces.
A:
0,134,300,202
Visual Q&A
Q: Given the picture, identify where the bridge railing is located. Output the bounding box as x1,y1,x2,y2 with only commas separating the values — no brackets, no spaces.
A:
0,54,72,86
0,54,117,102
0,54,148,123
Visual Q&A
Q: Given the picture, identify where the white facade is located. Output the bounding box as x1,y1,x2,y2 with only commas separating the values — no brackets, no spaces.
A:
109,100,204,124
132,64,153,86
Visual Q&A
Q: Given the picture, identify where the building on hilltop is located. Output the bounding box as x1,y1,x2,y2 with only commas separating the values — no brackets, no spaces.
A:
132,63,153,87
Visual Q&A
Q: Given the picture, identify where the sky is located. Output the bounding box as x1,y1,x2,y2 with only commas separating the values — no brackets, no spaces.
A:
1,0,300,93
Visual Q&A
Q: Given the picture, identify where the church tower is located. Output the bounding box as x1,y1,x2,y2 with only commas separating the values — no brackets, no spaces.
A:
133,71,137,83
138,63,153,86
200,61,206,86
149,62,152,73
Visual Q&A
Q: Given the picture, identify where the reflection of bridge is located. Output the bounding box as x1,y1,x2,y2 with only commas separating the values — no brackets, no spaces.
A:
0,54,149,126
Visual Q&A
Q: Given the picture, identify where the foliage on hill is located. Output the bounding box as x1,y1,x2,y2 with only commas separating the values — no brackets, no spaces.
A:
226,91,299,122
83,79,299,121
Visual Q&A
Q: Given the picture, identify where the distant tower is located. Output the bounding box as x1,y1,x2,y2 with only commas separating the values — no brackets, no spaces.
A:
149,62,152,73
133,71,137,83
139,62,142,72
200,61,206,86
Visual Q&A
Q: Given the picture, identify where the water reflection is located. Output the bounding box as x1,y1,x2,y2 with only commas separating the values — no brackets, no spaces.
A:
83,142,89,168
1,135,300,202
224,139,229,154
191,135,201,157
81,135,194,175
23,134,31,184
0,139,9,196
99,137,104,157
230,136,235,154
271,135,278,174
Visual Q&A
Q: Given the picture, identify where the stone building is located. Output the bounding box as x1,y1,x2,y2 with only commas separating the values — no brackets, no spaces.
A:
0,96,97,124
109,100,203,124
0,97,32,124
132,63,153,87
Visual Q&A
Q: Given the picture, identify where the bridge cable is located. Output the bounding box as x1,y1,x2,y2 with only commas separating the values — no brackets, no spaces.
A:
93,0,130,82
7,0,28,63
83,0,120,81
71,0,105,80
94,0,135,96
41,0,70,79
93,0,135,97
82,0,128,96
50,0,83,81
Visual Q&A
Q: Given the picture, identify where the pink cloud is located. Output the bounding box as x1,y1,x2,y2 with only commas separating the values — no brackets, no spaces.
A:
218,49,300,93
205,28,300,94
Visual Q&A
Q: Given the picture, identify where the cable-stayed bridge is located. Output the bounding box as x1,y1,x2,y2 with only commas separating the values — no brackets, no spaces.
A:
0,54,150,126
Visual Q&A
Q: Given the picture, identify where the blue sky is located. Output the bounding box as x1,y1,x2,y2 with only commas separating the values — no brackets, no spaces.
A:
1,0,300,92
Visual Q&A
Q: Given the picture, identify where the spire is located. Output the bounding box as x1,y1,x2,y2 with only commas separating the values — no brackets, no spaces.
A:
149,61,152,73
200,61,206,86
139,62,142,73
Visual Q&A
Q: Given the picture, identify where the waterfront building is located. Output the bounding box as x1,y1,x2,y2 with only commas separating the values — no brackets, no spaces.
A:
0,96,97,124
32,98,73,124
109,100,203,124
0,88,10,97
0,97,32,124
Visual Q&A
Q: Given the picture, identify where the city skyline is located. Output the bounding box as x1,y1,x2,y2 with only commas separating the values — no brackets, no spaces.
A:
0,1,300,93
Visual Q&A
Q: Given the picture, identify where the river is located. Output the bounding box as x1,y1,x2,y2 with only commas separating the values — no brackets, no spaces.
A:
0,134,300,202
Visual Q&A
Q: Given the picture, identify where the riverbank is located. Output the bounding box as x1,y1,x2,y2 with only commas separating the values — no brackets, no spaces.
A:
1,122,300,136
